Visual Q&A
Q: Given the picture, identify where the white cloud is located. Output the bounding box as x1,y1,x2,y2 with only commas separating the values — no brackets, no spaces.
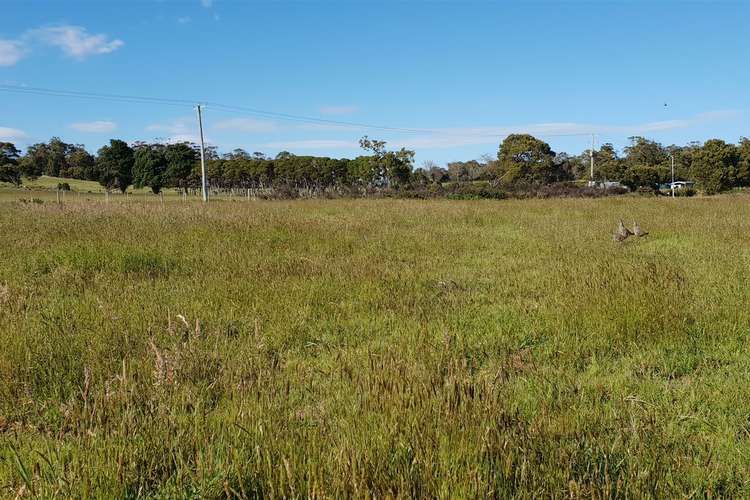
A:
213,118,278,133
29,25,123,59
201,0,213,7
296,123,356,131
388,110,743,150
150,109,740,155
145,118,211,144
177,16,191,24
319,105,359,116
69,120,117,133
146,118,193,135
0,25,123,64
0,127,28,142
165,134,202,144
254,110,741,153
261,139,359,150
0,40,26,66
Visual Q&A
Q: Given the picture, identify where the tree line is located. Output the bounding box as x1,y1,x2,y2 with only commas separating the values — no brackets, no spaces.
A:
1,134,750,195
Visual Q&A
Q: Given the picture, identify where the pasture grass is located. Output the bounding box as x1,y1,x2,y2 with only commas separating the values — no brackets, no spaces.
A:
0,176,191,203
10,176,109,193
1,195,750,497
0,176,261,204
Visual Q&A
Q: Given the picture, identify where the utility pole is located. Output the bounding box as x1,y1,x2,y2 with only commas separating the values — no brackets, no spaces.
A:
196,104,209,202
668,152,675,198
589,133,595,184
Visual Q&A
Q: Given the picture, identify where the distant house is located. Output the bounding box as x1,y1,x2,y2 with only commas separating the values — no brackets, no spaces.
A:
587,180,627,190
671,181,694,189
659,181,695,190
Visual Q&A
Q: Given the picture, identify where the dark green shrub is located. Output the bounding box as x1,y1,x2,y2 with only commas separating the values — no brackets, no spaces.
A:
674,188,696,197
446,183,506,200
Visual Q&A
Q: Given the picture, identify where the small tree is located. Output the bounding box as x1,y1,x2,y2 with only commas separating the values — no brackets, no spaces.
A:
447,160,483,182
492,134,559,186
165,142,198,193
690,139,738,194
0,142,22,186
736,137,750,187
63,146,96,180
624,137,668,167
97,139,134,193
622,166,662,191
359,136,414,187
0,142,20,165
133,144,168,193
0,164,22,186
593,143,627,182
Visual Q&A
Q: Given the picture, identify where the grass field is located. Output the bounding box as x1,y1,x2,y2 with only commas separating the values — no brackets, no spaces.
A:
0,176,195,204
1,194,750,497
0,177,268,207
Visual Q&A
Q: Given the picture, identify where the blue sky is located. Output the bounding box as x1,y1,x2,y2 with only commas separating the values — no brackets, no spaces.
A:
1,0,748,165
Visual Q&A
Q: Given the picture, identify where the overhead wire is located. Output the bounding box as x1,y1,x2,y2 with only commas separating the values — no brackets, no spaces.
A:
0,83,596,139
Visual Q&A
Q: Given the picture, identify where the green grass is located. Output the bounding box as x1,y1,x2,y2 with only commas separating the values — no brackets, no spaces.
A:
15,175,108,192
1,175,145,193
0,175,193,199
1,196,750,497
0,176,254,204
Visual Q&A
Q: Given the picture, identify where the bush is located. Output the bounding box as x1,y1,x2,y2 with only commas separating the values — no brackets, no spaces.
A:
504,182,627,199
268,184,300,199
385,184,447,199
57,182,71,191
0,164,22,186
636,186,658,196
204,180,628,201
674,188,696,197
445,183,506,200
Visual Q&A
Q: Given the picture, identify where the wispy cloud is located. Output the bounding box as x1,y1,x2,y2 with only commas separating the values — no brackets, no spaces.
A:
146,118,193,135
256,110,741,153
177,16,191,24
319,105,359,116
146,118,209,144
69,120,117,133
387,110,743,150
0,40,26,66
0,127,28,142
213,117,278,133
0,26,122,65
28,25,124,59
153,109,740,154
200,0,213,7
294,123,362,132
261,139,359,150
164,134,202,144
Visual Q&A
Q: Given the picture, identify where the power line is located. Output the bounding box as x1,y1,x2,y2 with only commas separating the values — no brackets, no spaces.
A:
0,84,435,134
0,83,597,140
0,85,195,108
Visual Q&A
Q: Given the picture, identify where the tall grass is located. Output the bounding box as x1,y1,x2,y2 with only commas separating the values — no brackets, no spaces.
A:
1,196,750,497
